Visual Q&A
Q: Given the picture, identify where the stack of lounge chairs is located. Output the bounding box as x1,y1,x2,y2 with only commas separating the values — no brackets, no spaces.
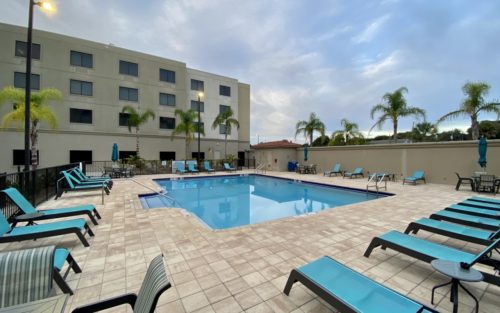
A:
56,169,113,199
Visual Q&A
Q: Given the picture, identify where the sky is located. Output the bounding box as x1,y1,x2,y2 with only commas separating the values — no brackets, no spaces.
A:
1,0,499,144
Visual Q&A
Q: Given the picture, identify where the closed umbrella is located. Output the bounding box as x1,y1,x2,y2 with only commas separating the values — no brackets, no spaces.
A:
303,145,308,162
112,143,119,162
478,136,487,169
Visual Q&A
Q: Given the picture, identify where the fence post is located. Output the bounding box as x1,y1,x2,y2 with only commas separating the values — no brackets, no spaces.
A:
31,169,36,205
45,167,49,201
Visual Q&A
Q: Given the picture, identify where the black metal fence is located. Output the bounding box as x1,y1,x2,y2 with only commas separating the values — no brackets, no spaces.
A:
0,163,79,220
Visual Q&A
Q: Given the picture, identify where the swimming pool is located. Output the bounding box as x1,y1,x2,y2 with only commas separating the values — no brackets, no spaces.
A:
140,175,390,230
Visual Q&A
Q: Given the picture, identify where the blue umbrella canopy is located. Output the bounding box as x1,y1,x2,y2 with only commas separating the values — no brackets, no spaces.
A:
478,136,487,168
303,144,308,161
112,143,119,162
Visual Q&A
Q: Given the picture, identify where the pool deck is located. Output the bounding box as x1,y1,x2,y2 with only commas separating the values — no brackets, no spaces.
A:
2,171,499,313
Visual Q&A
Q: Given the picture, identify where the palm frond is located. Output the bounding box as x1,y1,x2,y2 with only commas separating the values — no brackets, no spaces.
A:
436,110,466,124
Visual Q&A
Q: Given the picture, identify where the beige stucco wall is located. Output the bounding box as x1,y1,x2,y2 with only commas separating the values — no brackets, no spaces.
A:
253,148,299,171
252,140,500,185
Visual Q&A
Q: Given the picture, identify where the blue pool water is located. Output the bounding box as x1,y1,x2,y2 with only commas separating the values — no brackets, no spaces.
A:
140,175,389,230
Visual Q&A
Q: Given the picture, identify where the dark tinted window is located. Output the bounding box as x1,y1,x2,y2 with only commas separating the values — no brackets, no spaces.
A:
13,149,39,165
119,60,138,76
190,79,204,91
159,69,175,83
190,100,204,112
70,108,92,124
219,85,231,96
70,79,93,96
219,124,231,135
219,105,230,114
191,152,205,159
119,151,137,160
119,87,138,101
70,50,93,68
159,93,176,106
70,150,92,163
195,122,204,133
159,117,175,129
14,72,40,90
160,151,176,161
119,113,130,126
15,41,41,59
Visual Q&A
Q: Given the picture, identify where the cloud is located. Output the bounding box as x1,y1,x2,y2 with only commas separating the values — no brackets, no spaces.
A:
352,14,390,43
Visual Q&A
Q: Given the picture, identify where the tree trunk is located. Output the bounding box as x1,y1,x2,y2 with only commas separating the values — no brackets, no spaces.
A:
309,133,313,146
393,121,398,143
224,133,228,159
471,115,479,140
136,127,140,158
30,120,39,170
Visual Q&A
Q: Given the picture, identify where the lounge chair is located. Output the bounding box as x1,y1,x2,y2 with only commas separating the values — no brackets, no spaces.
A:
459,200,499,211
175,163,187,174
2,187,101,226
283,256,439,313
445,204,500,219
71,167,113,188
455,173,475,191
342,167,363,179
403,171,426,185
203,161,215,173
469,196,500,206
56,171,110,199
72,254,171,313
405,217,500,246
0,211,94,247
224,163,237,172
430,210,500,231
187,162,199,174
364,230,500,286
64,170,112,187
323,163,342,177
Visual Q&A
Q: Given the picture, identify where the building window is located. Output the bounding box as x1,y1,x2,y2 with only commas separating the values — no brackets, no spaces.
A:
70,50,93,68
219,124,231,135
194,122,204,133
70,150,92,163
191,152,205,160
160,151,176,161
159,93,176,106
190,79,204,91
15,41,41,59
159,117,175,129
159,69,175,83
190,100,204,112
70,108,92,124
119,60,138,76
119,113,130,126
219,105,230,114
119,151,136,160
14,72,40,90
70,79,93,96
119,87,138,101
13,149,39,166
219,85,231,96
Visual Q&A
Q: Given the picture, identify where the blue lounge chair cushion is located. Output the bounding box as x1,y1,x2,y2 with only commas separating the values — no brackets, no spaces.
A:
42,205,95,216
414,218,494,240
54,248,69,271
447,204,500,218
7,218,86,237
470,196,500,205
188,163,199,172
461,200,499,210
433,210,500,228
298,256,427,313
379,231,477,264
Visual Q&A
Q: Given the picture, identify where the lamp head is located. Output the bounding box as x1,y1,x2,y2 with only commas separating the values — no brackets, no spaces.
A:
35,1,56,13
197,92,204,99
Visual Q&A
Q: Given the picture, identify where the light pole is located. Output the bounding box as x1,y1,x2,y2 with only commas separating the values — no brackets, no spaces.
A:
197,92,204,166
24,0,53,171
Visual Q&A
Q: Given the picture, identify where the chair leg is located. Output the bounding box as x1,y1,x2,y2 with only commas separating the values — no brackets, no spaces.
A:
283,269,299,295
456,180,461,191
53,269,74,295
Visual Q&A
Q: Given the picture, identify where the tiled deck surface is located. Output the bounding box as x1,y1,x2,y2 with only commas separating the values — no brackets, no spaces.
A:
2,171,499,313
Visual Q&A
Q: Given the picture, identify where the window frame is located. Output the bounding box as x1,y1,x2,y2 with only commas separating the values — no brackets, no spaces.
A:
70,108,93,124
119,86,139,102
190,100,205,112
119,112,131,127
70,79,93,96
15,40,41,60
219,85,231,97
159,93,176,106
159,68,176,83
14,72,40,90
159,116,176,130
190,79,204,91
70,50,93,68
119,60,139,76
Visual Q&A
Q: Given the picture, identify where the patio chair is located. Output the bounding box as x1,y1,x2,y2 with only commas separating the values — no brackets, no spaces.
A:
459,199,500,211
405,217,500,246
445,204,499,219
430,210,500,231
64,170,112,188
469,196,500,206
455,172,475,191
56,171,110,199
364,230,500,286
187,162,199,174
476,174,495,193
175,163,187,175
283,256,439,313
72,254,171,313
71,167,113,188
203,161,215,173
403,171,426,185
323,163,342,177
224,163,237,172
342,167,364,179
2,187,101,226
0,211,94,247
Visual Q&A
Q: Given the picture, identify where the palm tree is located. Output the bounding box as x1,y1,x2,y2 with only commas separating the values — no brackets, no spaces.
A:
295,112,325,145
370,87,426,142
212,107,239,158
411,122,437,142
437,82,500,140
331,118,363,144
0,86,61,169
171,108,204,158
121,105,155,158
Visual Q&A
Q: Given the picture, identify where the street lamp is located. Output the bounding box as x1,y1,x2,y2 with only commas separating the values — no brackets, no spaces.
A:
197,91,204,166
23,0,54,171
